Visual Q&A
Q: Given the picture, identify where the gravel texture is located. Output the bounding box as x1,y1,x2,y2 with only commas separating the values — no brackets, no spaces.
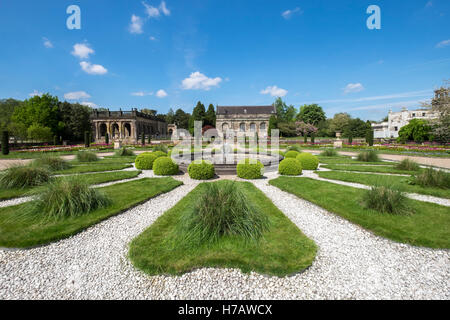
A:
1,170,449,300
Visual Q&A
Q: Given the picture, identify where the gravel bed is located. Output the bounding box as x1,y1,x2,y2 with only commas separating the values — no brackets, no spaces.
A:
0,196,34,208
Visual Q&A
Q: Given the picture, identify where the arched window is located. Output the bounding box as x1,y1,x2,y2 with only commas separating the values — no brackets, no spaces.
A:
124,123,131,137
112,123,119,138
250,123,256,132
100,123,107,137
260,122,266,130
222,123,229,131
240,123,246,132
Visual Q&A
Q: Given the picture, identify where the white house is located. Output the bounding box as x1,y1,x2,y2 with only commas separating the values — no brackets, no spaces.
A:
372,107,439,139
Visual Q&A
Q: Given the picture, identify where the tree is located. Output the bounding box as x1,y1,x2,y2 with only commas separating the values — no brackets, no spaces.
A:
329,113,351,136
273,98,296,122
140,109,157,116
397,119,432,143
27,124,53,142
1,131,9,155
295,121,318,138
0,99,22,132
268,115,277,136
277,122,297,137
344,118,371,138
204,104,216,127
165,108,175,124
297,104,326,126
189,101,206,133
58,101,92,142
173,108,190,129
430,83,450,143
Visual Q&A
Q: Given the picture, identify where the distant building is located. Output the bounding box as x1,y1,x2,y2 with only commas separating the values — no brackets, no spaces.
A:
91,108,167,144
372,107,439,139
215,105,276,138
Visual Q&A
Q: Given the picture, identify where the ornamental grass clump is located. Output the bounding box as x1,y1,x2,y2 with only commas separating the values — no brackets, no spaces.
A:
115,147,134,157
395,159,419,171
0,165,50,189
409,168,450,189
76,151,98,162
357,150,379,162
320,148,338,157
177,181,270,244
23,177,111,220
362,183,410,215
33,155,71,171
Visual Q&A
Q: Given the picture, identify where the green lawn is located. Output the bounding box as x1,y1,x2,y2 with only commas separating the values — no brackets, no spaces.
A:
0,178,182,248
71,155,136,165
269,177,450,248
54,163,133,174
320,163,421,174
316,171,450,199
317,155,390,165
129,180,317,277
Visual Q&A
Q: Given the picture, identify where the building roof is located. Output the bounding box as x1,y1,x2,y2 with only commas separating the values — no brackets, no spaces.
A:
216,105,276,115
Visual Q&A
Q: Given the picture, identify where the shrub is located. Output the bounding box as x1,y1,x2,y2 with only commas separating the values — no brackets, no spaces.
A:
278,158,302,176
286,145,302,153
105,133,109,145
115,147,135,157
188,160,215,180
84,131,90,148
0,165,50,189
24,177,111,220
409,168,450,189
284,150,300,158
236,158,264,179
152,144,168,153
135,152,158,170
76,151,98,162
1,131,9,155
33,155,71,171
395,159,419,171
296,153,319,170
362,184,410,215
152,151,168,158
320,148,338,157
153,157,179,176
176,181,270,244
357,150,379,162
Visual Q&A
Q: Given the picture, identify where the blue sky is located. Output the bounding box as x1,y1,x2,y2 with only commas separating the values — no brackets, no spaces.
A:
0,0,449,120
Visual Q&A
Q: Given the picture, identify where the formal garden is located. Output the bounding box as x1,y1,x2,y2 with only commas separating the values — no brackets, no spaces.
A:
0,139,449,299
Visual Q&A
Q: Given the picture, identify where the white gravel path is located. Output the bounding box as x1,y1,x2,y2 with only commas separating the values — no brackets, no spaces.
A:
1,172,449,299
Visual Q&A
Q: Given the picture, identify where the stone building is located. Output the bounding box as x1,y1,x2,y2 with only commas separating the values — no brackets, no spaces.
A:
91,108,167,144
372,107,439,139
215,105,276,137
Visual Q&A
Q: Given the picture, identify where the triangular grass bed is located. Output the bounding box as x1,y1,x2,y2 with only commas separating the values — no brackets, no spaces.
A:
269,177,450,249
0,178,182,248
128,181,317,277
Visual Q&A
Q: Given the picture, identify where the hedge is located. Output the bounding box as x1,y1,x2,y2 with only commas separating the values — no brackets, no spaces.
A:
135,152,158,170
188,160,215,180
296,153,319,170
278,158,302,176
236,158,264,179
153,157,179,176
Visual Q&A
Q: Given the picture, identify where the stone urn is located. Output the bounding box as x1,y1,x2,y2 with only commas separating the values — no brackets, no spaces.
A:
333,132,343,148
114,140,122,150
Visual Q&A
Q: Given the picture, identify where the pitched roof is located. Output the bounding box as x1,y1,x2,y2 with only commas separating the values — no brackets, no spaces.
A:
216,105,275,115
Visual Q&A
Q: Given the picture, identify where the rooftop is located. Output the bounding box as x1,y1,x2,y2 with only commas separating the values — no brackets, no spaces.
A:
216,105,276,115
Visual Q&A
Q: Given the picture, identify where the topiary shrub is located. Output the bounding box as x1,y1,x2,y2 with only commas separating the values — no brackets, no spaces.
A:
395,159,419,171
153,157,179,176
152,151,168,158
284,150,300,158
23,177,111,220
0,165,50,189
76,151,98,162
115,147,135,157
320,148,338,157
188,160,215,180
152,144,168,153
362,184,410,215
176,181,270,244
278,158,303,176
135,152,158,170
33,155,71,171
357,150,379,162
1,131,9,155
296,153,319,170
236,158,264,179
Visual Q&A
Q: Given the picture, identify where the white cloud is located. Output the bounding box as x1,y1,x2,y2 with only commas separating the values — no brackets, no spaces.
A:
29,90,43,97
159,1,170,16
281,7,302,19
64,91,91,100
72,43,94,59
129,15,144,34
142,1,170,18
343,83,364,94
156,89,168,98
131,91,153,96
43,37,53,48
260,85,288,97
80,102,98,108
80,61,108,75
181,71,222,90
436,39,450,48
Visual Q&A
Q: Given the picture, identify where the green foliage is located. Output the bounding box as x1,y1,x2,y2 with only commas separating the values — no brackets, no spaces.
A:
0,99,22,132
284,150,300,158
273,97,296,122
152,150,168,158
115,147,135,157
152,144,168,153
297,104,326,125
329,113,351,136
135,152,158,170
176,181,270,244
141,133,145,145
84,131,90,148
268,115,277,136
365,126,374,146
344,118,370,138
277,122,297,137
204,104,216,127
236,158,264,179
362,184,410,215
357,150,379,162
409,168,450,189
58,101,92,142
173,108,191,129
188,160,215,180
397,119,432,143
395,159,420,171
0,165,50,189
1,131,9,155
286,145,302,153
320,148,338,157
23,177,111,220
27,124,53,142
278,158,303,176
189,101,206,132
105,133,109,145
76,151,98,162
153,157,179,175
33,155,71,171
296,152,319,170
